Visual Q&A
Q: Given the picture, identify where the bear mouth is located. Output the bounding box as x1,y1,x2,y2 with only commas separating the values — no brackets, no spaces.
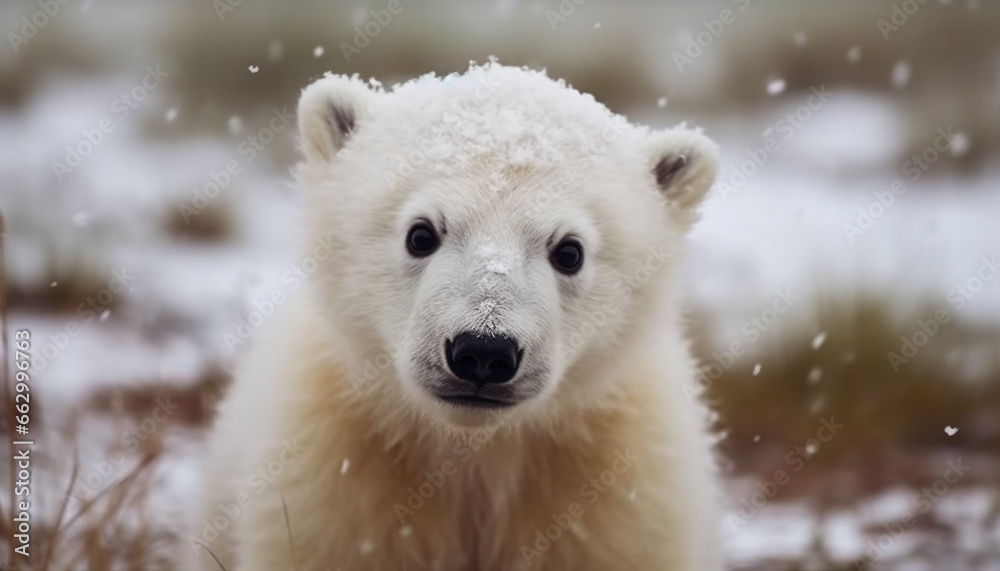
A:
436,394,518,409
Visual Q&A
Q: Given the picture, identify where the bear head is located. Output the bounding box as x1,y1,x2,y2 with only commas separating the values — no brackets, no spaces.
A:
295,62,718,431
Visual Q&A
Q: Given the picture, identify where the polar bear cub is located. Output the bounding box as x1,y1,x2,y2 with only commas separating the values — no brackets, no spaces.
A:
184,62,723,571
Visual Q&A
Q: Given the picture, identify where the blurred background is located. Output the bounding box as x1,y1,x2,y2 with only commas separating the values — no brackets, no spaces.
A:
1,0,999,569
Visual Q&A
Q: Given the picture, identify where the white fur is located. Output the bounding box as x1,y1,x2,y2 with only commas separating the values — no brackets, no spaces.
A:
183,62,722,570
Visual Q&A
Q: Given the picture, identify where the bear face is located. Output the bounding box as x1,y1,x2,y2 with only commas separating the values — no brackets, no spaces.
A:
295,63,718,430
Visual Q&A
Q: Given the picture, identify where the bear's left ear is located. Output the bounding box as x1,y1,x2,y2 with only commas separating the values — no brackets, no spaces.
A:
298,74,376,164
646,127,720,224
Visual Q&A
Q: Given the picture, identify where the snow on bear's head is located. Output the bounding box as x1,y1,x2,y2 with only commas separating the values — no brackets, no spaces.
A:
296,62,718,431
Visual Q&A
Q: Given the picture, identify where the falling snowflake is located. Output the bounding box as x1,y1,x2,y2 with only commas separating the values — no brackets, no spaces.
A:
891,60,911,89
100,309,111,321
811,332,827,350
227,115,244,135
313,45,325,58
399,525,413,538
165,107,178,123
656,96,667,108
341,458,351,475
359,539,374,554
752,363,762,376
792,31,808,47
809,396,825,414
50,281,58,287
949,132,970,157
807,367,823,384
753,434,761,443
72,211,91,227
805,443,818,455
945,426,959,436
766,78,786,96
248,65,259,74
847,46,862,63
593,22,601,29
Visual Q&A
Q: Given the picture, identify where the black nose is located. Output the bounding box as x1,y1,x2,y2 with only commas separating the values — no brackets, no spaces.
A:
446,333,521,385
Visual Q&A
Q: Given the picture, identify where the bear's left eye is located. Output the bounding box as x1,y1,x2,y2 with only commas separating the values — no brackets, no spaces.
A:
550,239,584,275
406,222,440,257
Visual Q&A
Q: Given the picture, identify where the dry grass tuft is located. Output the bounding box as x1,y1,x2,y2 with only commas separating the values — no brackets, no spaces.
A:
691,294,1000,491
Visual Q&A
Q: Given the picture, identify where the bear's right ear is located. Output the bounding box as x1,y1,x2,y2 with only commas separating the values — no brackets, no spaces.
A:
298,74,375,163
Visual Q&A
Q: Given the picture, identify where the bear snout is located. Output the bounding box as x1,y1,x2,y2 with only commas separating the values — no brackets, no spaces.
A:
445,332,522,385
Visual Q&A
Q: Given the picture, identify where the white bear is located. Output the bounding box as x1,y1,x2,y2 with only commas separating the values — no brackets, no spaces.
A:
183,62,722,571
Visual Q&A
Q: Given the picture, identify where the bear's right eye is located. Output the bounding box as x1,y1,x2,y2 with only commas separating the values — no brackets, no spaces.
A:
406,222,440,257
550,239,584,275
